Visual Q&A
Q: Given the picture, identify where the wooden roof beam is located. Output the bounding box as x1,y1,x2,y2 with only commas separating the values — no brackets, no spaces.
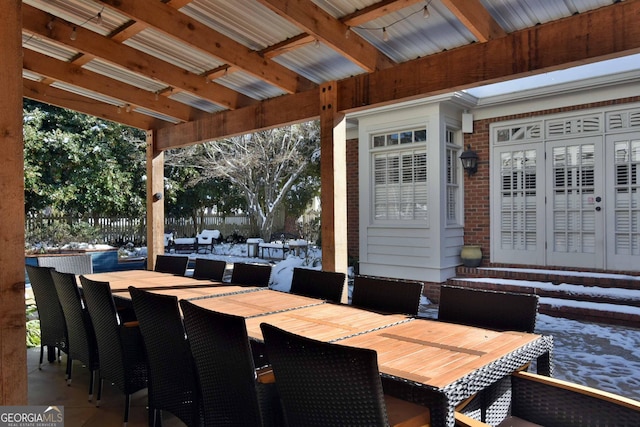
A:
440,0,506,42
342,0,425,27
257,0,395,72
22,49,206,123
156,0,640,147
156,89,319,150
96,0,316,94
24,79,165,130
23,4,255,111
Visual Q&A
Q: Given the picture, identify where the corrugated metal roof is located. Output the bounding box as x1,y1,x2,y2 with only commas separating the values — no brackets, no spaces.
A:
24,0,130,36
179,0,302,50
123,27,224,75
50,81,124,107
352,2,474,62
480,0,614,32
20,0,634,128
82,58,169,93
274,42,366,84
216,71,287,100
22,33,78,62
133,106,182,124
169,91,227,114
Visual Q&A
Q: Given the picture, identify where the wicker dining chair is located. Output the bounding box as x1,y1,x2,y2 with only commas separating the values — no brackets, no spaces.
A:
455,371,640,427
437,285,539,333
128,287,202,427
26,265,69,371
179,300,282,427
260,322,430,427
36,254,94,275
351,275,424,316
154,254,189,276
51,270,100,402
79,276,147,427
229,262,272,287
192,258,227,281
290,267,346,303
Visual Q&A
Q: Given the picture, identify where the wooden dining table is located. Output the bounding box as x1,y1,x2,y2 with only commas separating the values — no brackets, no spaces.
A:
244,301,409,342
190,288,325,317
83,268,553,427
336,319,553,426
81,269,225,293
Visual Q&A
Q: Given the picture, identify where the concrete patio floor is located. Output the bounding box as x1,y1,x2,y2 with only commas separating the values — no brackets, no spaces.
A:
27,347,186,427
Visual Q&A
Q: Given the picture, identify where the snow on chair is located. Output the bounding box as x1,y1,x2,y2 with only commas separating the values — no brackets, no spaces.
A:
196,229,221,254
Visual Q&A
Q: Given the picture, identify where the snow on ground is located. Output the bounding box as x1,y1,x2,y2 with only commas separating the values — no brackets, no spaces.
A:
150,243,640,400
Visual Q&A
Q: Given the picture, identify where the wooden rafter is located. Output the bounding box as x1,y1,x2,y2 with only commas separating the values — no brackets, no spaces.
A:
23,4,256,111
22,49,205,123
96,0,317,94
156,0,640,148
342,0,425,26
23,78,165,130
257,0,395,72
441,0,506,42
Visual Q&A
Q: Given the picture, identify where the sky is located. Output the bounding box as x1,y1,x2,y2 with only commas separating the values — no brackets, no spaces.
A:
465,53,640,98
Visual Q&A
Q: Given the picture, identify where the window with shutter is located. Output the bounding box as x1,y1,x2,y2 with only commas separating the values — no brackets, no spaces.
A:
371,128,428,222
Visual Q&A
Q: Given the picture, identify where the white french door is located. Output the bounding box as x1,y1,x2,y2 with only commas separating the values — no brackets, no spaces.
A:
492,107,640,271
605,133,640,270
545,137,605,268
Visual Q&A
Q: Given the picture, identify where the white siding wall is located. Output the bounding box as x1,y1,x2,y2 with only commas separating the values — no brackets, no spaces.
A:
352,98,468,283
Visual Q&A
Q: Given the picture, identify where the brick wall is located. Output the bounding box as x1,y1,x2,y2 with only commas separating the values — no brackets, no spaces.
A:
346,138,359,259
462,96,640,266
345,96,640,302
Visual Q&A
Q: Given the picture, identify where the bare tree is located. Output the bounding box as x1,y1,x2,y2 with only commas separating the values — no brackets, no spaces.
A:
168,121,320,240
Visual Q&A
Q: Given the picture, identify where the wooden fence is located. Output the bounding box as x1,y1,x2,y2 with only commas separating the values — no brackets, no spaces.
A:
26,214,254,246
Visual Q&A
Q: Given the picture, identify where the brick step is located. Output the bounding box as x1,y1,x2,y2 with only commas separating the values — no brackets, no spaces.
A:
447,277,640,328
448,277,640,308
456,266,640,291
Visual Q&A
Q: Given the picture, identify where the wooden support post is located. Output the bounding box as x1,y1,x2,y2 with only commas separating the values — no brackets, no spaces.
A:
319,82,349,302
146,130,165,271
0,0,27,405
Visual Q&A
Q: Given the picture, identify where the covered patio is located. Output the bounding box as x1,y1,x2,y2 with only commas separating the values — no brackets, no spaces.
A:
3,0,640,405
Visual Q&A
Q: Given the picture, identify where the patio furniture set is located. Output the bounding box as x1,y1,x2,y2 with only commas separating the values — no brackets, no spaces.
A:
26,259,640,426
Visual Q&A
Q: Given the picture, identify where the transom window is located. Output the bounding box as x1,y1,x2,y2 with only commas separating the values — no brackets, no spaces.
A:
372,129,427,148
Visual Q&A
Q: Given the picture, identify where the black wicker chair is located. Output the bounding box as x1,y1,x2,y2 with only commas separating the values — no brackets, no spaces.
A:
290,267,346,303
179,300,281,427
128,287,202,427
26,265,69,370
36,254,93,274
437,285,539,333
51,270,100,402
351,275,424,316
230,262,272,287
192,258,227,281
154,254,189,276
260,322,430,427
79,276,147,427
455,371,640,427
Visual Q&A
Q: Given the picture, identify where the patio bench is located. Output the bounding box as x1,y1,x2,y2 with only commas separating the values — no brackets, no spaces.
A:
258,232,307,259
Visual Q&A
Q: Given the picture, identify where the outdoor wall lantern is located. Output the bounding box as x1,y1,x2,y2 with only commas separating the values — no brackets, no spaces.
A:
460,144,479,177
152,192,163,202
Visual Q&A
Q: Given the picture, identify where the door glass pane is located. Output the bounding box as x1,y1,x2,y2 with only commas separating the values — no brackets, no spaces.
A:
551,144,596,254
613,139,640,255
499,150,537,250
